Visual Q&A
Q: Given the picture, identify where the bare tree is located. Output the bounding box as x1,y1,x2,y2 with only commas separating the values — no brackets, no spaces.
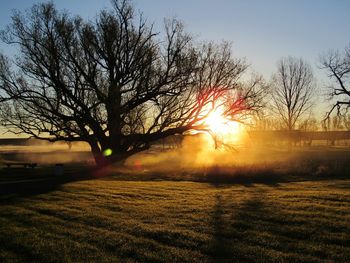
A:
343,115,350,130
320,44,350,118
0,1,264,166
270,57,315,130
298,117,319,131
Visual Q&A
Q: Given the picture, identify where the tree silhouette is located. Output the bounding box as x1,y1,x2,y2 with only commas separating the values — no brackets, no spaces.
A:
0,1,264,166
270,57,315,131
320,44,350,119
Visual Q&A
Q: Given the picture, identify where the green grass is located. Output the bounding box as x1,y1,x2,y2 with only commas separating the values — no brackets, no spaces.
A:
1,171,350,262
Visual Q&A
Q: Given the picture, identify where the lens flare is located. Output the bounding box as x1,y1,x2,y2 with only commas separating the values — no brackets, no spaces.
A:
103,148,113,156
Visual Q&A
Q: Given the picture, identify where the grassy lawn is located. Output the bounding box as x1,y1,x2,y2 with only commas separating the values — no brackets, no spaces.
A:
1,168,350,262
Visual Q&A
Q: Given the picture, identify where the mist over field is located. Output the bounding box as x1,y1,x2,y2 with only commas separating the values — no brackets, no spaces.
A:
0,140,92,164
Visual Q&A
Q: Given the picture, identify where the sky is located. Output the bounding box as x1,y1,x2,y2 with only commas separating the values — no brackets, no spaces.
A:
0,0,349,115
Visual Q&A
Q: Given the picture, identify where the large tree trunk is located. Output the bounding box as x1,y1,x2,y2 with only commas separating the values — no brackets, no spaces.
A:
89,140,132,169
88,140,109,168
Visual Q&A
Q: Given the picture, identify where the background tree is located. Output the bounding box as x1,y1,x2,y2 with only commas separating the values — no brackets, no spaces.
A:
343,115,350,130
320,44,350,118
298,117,319,131
0,1,264,166
270,57,315,130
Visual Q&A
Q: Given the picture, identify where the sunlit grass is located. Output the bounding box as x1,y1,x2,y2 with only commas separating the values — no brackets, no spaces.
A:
0,172,349,262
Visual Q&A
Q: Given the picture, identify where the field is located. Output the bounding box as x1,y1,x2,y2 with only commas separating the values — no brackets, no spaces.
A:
0,147,350,262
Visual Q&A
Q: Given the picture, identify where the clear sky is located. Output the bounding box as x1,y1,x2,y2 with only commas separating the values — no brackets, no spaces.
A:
1,0,349,78
0,0,349,113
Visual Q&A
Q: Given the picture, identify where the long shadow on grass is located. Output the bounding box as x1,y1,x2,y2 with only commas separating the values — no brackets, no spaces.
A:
0,166,95,201
209,187,350,262
210,194,232,261
209,192,265,262
102,165,288,187
203,166,283,187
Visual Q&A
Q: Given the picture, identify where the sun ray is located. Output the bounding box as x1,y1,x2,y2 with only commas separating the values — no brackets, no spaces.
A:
203,103,244,146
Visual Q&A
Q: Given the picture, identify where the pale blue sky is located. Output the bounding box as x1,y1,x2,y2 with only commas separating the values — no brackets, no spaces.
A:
1,0,349,78
0,0,349,114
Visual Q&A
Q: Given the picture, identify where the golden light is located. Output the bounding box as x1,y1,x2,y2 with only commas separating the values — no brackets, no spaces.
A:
204,105,244,145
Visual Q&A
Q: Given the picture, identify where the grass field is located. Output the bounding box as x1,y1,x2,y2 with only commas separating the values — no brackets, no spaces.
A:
1,161,350,262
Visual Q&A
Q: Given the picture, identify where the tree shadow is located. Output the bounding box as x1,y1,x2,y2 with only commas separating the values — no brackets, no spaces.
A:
208,186,350,262
101,164,287,187
210,194,231,261
201,165,284,187
0,166,96,201
209,191,265,262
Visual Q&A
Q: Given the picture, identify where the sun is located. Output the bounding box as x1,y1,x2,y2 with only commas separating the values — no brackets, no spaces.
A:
204,106,243,141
